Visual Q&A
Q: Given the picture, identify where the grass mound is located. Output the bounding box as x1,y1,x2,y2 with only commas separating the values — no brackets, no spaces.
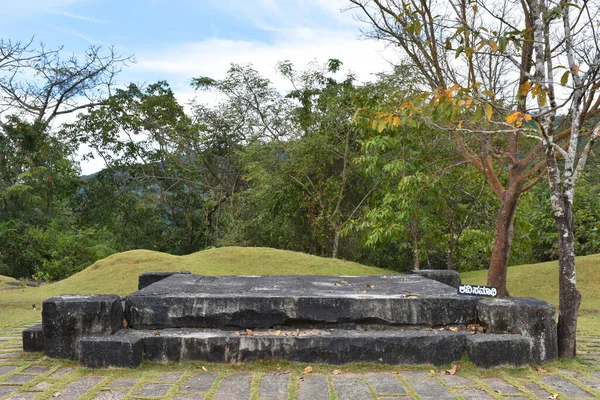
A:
0,247,389,328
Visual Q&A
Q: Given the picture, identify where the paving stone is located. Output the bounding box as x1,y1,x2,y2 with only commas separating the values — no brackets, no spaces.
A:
173,395,203,400
213,375,252,400
400,371,431,380
180,373,218,393
364,373,406,394
155,371,184,383
540,375,594,398
133,383,171,397
581,378,600,391
482,378,520,394
32,381,52,391
105,378,139,389
0,365,17,375
49,368,74,378
298,375,330,400
332,374,373,400
58,376,104,400
438,374,475,387
258,374,289,400
6,393,38,400
454,388,495,400
408,380,456,400
0,386,19,397
559,369,582,378
523,381,553,399
3,374,36,384
94,390,128,400
22,366,50,374
588,370,600,380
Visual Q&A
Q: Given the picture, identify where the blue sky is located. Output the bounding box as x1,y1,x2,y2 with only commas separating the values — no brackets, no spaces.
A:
2,0,393,94
1,0,394,172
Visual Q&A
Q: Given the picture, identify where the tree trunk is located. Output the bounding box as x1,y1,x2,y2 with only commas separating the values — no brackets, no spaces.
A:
487,188,521,297
332,226,341,259
555,196,582,358
410,216,420,271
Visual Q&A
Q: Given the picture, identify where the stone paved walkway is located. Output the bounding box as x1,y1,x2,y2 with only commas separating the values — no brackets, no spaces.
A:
0,323,599,399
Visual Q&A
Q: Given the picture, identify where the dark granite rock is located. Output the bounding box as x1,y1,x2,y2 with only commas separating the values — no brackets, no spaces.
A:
138,271,192,290
412,270,461,288
466,334,531,368
141,328,467,366
22,324,44,352
126,274,477,329
42,294,123,360
477,297,557,363
79,330,143,368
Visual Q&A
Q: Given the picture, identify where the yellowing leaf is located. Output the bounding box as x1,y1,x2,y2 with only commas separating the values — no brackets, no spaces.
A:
392,116,401,127
445,364,458,375
377,118,387,133
524,114,532,122
457,120,463,129
303,366,313,375
573,65,580,73
465,99,473,109
520,81,532,96
332,369,343,375
489,40,498,52
506,112,521,125
485,103,493,121
560,70,570,86
201,366,208,372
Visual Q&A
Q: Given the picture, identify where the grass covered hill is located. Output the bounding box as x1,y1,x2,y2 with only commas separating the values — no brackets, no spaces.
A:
1,247,599,333
0,247,390,328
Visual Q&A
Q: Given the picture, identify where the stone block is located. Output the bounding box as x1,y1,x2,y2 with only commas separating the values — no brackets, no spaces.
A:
477,298,558,363
22,324,44,352
412,270,461,288
466,334,531,368
42,294,123,360
138,271,191,290
80,331,143,368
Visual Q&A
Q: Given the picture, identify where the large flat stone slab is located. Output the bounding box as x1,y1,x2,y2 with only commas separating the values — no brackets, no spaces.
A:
125,274,477,329
140,328,468,365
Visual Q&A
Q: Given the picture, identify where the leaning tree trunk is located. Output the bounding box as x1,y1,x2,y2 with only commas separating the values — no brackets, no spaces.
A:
487,188,521,297
554,194,582,358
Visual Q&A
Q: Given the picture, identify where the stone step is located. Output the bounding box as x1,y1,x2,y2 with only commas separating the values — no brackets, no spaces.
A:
125,274,477,329
79,328,531,369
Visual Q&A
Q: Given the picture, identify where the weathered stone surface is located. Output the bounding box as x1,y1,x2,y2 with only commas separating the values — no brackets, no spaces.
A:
138,271,191,290
0,387,18,398
258,374,289,400
155,371,184,383
522,381,552,399
126,274,477,329
3,374,36,384
213,375,251,400
22,324,44,352
438,374,474,387
364,373,406,394
408,380,456,400
80,330,143,368
412,270,461,288
6,392,38,400
540,375,594,398
22,366,50,374
453,388,494,400
332,374,373,399
481,378,520,394
466,334,531,367
0,365,17,376
134,383,172,397
42,294,123,360
141,328,467,365
180,373,218,393
94,390,127,400
477,297,558,364
49,367,73,378
33,381,53,391
298,375,329,400
105,378,139,389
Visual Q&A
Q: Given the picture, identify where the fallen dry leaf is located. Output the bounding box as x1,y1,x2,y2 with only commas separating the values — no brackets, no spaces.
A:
245,329,254,336
122,319,128,329
53,393,61,398
537,367,548,373
340,280,348,285
361,290,367,294
332,369,342,375
449,327,460,332
445,364,458,375
154,331,161,336
277,365,281,371
547,394,558,399
201,366,208,372
429,369,436,374
365,284,375,288
235,332,240,336
303,366,313,375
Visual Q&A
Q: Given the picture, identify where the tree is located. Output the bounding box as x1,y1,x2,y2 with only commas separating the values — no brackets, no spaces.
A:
349,0,600,357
